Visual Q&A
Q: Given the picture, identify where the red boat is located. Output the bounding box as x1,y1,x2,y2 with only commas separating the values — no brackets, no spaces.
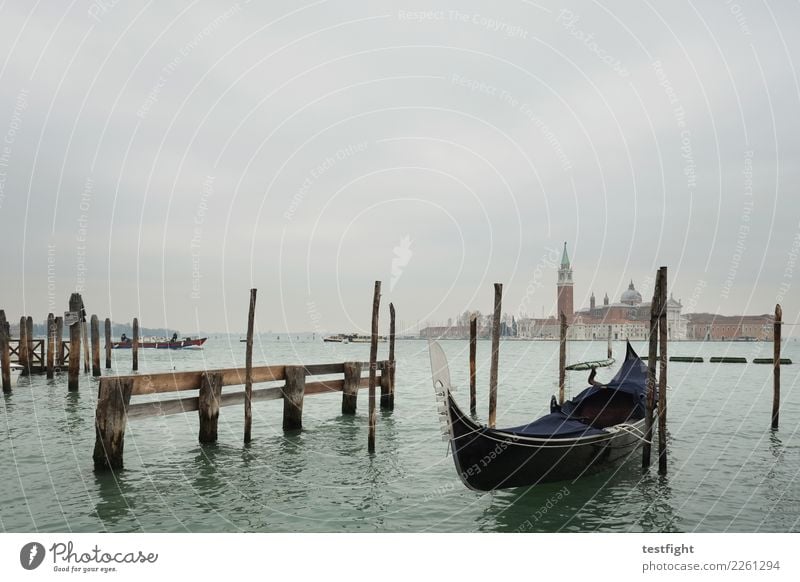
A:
111,335,207,350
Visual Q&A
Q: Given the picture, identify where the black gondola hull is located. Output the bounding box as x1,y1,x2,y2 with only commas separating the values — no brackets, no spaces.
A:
447,393,645,491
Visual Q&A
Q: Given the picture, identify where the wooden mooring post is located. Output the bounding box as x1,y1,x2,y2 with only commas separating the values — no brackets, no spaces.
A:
772,304,782,430
342,361,361,414
104,318,112,369
91,315,101,377
92,378,133,470
46,313,55,379
26,316,34,372
132,317,139,372
244,288,256,443
380,302,396,410
282,366,305,431
0,310,11,392
558,311,567,405
68,294,82,390
469,315,477,417
55,316,64,369
19,316,29,375
368,281,381,452
198,372,223,443
607,325,612,359
80,303,90,374
642,271,661,469
489,283,502,428
657,266,668,475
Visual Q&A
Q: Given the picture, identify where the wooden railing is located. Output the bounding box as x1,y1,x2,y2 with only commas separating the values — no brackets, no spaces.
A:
93,360,394,470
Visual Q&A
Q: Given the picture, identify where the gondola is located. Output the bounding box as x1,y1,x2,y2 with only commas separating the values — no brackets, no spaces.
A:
429,340,652,491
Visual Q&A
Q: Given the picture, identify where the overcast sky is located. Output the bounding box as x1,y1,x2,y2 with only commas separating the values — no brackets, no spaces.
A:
1,0,798,335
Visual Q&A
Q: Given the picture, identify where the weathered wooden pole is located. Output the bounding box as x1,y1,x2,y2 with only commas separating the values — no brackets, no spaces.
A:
55,316,64,369
90,315,101,377
386,302,396,410
657,266,668,475
93,377,134,470
80,300,89,374
489,283,502,427
19,316,29,375
342,361,361,414
772,304,782,430
68,294,82,390
244,288,256,443
607,325,612,359
56,315,64,373
46,313,55,379
0,311,11,392
368,281,381,452
469,315,477,416
642,271,661,469
198,372,223,443
132,317,139,372
558,311,567,405
26,316,34,371
104,318,112,369
282,365,305,431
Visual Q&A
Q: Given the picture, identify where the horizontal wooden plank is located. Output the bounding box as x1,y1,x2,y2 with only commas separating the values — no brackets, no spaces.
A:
303,363,344,376
106,365,286,396
127,375,377,419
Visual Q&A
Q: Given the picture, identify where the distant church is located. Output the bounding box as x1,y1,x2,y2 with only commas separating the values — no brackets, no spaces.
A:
518,243,687,340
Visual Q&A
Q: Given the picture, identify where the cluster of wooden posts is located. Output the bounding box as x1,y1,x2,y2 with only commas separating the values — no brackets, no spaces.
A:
0,293,142,394
93,283,397,471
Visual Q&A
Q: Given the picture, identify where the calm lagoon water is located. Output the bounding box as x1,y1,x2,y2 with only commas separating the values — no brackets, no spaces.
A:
2,337,798,532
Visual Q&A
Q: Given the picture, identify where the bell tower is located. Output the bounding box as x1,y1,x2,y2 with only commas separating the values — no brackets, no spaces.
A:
557,242,574,319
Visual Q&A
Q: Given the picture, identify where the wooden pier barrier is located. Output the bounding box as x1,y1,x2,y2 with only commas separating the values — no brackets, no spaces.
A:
657,266,668,475
772,304,782,430
104,318,112,369
0,310,10,392
68,294,81,390
90,315,101,377
55,316,64,369
92,378,133,470
753,358,791,365
46,313,55,379
199,372,223,443
132,318,139,372
469,315,477,417
19,316,29,375
244,288,256,443
558,311,567,406
489,283,502,427
368,281,381,452
92,358,389,470
643,271,661,470
381,302,396,410
710,357,747,363
342,361,361,414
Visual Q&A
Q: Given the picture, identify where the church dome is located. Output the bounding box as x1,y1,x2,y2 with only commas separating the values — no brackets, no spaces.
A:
620,280,642,305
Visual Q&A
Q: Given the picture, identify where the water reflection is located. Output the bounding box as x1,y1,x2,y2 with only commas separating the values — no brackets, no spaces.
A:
92,471,135,530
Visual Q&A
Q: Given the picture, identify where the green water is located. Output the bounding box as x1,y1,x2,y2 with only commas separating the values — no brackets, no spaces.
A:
1,338,798,532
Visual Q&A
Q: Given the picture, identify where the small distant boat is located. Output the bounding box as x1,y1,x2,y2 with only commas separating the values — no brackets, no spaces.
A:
565,357,615,371
429,341,650,490
112,336,207,350
324,334,386,343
